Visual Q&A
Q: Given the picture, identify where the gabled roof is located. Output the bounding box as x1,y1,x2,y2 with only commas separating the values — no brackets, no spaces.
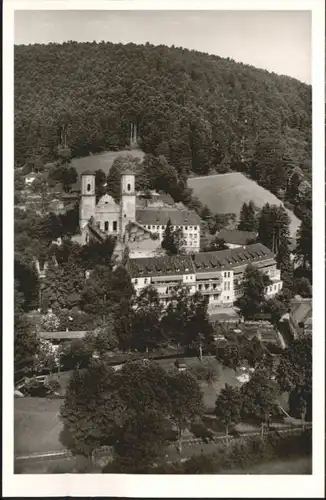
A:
136,208,201,227
290,298,312,326
192,243,275,272
127,254,195,278
218,229,257,245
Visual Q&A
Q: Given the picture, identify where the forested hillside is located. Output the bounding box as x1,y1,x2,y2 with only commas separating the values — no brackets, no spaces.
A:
15,41,311,179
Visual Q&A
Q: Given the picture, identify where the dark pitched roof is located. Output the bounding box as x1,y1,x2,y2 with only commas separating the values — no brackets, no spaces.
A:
192,243,275,272
81,170,95,176
127,254,195,278
136,208,201,227
218,229,257,245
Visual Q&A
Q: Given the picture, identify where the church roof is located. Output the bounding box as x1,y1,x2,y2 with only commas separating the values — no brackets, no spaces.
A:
136,208,201,227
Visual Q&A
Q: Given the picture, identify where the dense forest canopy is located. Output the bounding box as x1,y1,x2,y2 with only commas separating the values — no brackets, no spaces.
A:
15,41,311,182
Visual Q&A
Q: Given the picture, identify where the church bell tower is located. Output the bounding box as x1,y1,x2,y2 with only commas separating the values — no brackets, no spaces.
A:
80,171,96,231
120,170,136,237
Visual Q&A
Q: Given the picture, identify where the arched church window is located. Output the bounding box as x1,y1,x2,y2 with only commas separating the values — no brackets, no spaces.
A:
127,183,131,192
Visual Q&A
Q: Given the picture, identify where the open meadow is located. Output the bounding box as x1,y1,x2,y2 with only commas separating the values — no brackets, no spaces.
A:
71,149,144,175
188,172,300,237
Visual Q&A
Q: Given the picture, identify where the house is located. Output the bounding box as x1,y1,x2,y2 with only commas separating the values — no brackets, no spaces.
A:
37,330,89,342
24,172,37,185
217,229,257,249
127,243,283,307
288,297,312,337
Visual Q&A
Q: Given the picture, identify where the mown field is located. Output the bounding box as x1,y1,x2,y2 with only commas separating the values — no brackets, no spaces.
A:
188,172,300,237
14,397,64,456
71,149,144,175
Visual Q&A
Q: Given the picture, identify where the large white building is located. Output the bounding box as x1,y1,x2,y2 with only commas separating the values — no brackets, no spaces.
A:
79,170,201,255
127,243,283,307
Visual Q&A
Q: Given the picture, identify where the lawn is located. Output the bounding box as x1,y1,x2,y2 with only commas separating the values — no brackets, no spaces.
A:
14,397,64,456
187,172,300,237
71,149,145,175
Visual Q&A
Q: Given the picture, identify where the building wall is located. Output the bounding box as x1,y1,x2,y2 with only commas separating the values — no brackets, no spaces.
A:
141,223,200,253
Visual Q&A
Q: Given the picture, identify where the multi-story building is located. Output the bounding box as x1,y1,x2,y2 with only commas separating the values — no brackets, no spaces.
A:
127,243,283,307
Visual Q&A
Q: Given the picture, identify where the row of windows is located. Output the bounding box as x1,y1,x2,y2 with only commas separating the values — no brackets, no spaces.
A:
266,283,282,292
224,271,231,278
145,225,198,231
104,221,118,231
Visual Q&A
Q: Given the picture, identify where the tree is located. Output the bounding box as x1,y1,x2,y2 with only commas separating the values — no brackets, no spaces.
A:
161,218,184,256
266,297,288,325
276,335,312,422
236,264,271,320
257,203,291,253
240,372,278,437
31,174,48,210
215,384,242,441
203,237,228,252
169,371,203,452
112,409,169,472
60,360,120,456
293,277,312,298
241,337,265,368
95,169,107,199
238,201,258,232
132,286,164,351
62,166,78,193
295,213,312,271
219,344,241,371
14,313,40,378
41,261,85,311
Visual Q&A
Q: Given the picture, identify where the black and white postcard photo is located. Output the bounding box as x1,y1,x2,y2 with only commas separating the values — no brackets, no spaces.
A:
3,0,325,498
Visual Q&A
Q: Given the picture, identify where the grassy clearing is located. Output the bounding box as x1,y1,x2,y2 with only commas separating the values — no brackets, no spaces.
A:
14,397,64,455
71,149,144,175
188,172,300,237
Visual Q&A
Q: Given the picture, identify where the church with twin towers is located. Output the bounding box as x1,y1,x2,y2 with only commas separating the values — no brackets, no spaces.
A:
78,167,202,258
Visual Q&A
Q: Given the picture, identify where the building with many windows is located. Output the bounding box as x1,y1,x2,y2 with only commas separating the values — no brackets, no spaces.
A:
127,243,283,307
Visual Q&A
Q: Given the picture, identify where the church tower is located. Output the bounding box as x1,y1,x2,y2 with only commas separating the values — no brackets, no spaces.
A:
120,170,136,237
80,171,96,231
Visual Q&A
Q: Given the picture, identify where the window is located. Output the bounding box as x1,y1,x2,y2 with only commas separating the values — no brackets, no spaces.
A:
87,183,91,192
127,183,131,192
144,278,148,284
157,226,160,230
185,226,188,230
113,221,117,231
104,221,109,231
224,272,227,278
161,226,165,230
228,272,231,278
134,279,138,285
